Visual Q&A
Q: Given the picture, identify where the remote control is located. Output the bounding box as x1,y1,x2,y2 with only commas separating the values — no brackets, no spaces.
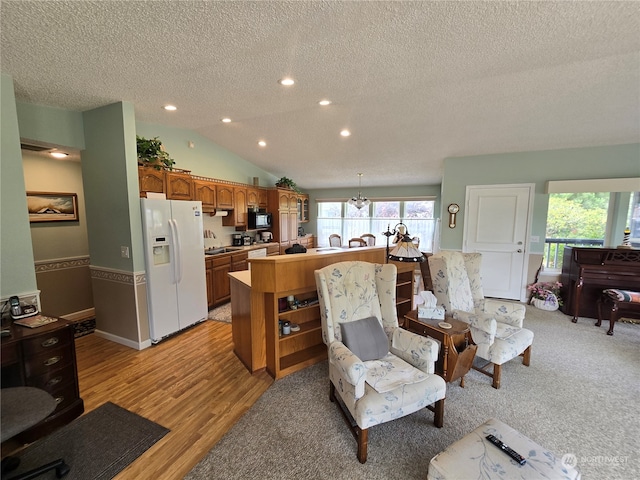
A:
486,434,526,465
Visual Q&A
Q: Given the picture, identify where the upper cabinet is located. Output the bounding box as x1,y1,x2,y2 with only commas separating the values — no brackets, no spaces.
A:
138,166,193,200
297,194,309,223
223,187,247,227
166,171,193,200
194,179,217,210
247,187,259,208
138,167,165,197
216,185,234,209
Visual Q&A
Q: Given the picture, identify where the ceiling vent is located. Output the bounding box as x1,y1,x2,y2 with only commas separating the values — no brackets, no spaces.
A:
20,142,52,152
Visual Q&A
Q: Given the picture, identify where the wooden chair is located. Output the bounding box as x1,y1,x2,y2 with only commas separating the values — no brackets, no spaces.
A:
348,238,367,248
360,233,376,246
329,234,342,247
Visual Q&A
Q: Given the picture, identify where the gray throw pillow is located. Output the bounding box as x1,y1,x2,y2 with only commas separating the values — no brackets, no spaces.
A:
340,316,389,361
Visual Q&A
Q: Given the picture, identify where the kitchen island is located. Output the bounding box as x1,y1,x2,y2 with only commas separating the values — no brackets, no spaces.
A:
229,246,415,379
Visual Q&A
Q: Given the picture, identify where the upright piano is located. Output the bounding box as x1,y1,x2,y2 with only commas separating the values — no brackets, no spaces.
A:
560,247,640,322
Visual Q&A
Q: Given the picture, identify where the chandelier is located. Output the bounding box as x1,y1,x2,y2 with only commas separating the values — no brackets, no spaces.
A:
348,173,370,210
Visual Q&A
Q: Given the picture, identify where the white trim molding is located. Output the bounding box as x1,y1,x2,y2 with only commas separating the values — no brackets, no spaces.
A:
90,266,146,285
35,256,90,273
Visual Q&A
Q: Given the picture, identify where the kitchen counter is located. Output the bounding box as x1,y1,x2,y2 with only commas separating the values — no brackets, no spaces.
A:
204,243,276,257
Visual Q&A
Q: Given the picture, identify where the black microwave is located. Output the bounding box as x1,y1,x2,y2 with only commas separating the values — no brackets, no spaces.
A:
248,211,272,229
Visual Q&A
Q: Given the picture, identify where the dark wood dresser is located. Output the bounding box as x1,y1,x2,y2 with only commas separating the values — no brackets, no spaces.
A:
560,247,640,321
1,317,84,442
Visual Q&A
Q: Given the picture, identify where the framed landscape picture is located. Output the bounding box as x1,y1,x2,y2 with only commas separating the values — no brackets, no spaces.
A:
27,191,79,223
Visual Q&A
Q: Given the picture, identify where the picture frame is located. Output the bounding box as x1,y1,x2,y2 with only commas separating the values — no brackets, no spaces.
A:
27,191,79,223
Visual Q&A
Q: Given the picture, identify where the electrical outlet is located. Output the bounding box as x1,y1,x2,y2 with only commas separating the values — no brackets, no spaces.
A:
121,246,130,258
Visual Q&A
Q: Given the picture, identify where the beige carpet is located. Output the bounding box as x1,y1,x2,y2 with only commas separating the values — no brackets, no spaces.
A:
208,302,231,323
187,305,640,480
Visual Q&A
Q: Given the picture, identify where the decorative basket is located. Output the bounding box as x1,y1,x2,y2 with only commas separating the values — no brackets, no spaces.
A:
533,292,559,311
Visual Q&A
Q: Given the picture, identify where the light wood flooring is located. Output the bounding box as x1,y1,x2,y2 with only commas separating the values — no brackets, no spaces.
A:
75,320,273,479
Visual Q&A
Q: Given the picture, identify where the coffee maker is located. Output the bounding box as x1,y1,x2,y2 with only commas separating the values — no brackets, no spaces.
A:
232,233,243,246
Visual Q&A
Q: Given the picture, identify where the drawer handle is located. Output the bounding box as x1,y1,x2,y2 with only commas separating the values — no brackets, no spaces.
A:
46,376,63,388
42,337,59,348
54,396,64,405
44,356,62,366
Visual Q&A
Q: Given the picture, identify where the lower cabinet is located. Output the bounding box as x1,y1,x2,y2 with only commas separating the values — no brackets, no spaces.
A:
211,256,231,306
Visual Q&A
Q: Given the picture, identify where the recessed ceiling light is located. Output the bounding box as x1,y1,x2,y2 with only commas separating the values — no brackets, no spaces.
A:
278,77,295,86
258,140,267,147
340,129,351,137
318,100,332,106
163,105,177,111
50,152,68,158
221,118,232,123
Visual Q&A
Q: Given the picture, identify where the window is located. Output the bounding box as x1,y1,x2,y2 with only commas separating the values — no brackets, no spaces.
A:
628,192,640,245
317,199,436,250
544,192,638,269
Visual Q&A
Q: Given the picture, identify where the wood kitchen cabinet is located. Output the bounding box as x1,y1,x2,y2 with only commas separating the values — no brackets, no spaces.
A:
231,251,248,272
138,166,166,197
205,258,214,308
269,188,299,252
212,255,232,306
223,187,247,227
138,166,193,200
258,188,268,209
216,184,234,209
165,171,193,200
194,179,217,210
297,194,310,223
247,188,259,208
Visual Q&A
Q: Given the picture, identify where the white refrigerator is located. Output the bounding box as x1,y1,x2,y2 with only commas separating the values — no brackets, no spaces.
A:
141,198,208,343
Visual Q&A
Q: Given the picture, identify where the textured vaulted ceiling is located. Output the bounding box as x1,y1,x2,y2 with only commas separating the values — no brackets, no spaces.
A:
1,1,639,189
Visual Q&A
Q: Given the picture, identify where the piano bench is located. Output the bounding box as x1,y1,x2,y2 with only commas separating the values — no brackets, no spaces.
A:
596,289,640,336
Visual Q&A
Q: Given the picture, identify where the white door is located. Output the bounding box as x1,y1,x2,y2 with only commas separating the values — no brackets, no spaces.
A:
463,184,533,301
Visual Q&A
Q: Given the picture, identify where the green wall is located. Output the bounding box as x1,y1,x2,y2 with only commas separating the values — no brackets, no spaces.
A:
82,102,142,271
17,102,85,150
136,123,278,188
1,74,37,298
440,144,640,252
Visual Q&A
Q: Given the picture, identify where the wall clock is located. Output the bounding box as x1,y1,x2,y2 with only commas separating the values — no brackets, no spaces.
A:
448,203,459,228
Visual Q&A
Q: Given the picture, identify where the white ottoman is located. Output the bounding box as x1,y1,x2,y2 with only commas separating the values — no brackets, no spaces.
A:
428,418,581,480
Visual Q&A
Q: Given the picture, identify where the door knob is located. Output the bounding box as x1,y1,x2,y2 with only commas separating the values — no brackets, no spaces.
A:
517,249,523,253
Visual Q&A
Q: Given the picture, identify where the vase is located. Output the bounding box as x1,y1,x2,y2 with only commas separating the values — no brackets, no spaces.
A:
533,294,559,311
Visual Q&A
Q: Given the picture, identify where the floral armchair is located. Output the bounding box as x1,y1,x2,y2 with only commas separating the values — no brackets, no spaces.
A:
428,251,533,389
315,261,446,463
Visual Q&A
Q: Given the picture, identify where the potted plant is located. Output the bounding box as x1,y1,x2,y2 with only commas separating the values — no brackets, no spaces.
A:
527,281,563,310
275,176,300,193
136,135,175,170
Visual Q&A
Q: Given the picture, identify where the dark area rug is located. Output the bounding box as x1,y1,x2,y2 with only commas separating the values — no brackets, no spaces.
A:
9,402,169,479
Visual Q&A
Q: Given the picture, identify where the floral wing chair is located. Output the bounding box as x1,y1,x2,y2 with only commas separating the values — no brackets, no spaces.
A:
315,261,446,463
428,251,533,389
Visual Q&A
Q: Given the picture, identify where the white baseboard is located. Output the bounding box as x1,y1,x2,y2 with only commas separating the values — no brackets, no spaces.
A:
94,329,151,350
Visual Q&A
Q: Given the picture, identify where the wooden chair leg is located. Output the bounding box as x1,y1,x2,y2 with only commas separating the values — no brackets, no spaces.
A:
608,303,619,336
433,398,444,428
492,363,502,389
357,427,368,463
522,345,532,366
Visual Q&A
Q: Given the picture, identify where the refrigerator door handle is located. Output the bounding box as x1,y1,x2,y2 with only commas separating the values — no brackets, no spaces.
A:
169,219,183,284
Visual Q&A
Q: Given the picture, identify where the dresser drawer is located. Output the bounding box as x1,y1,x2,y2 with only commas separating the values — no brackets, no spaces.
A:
22,328,72,356
1,341,18,367
24,345,73,378
28,364,77,392
46,380,79,415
